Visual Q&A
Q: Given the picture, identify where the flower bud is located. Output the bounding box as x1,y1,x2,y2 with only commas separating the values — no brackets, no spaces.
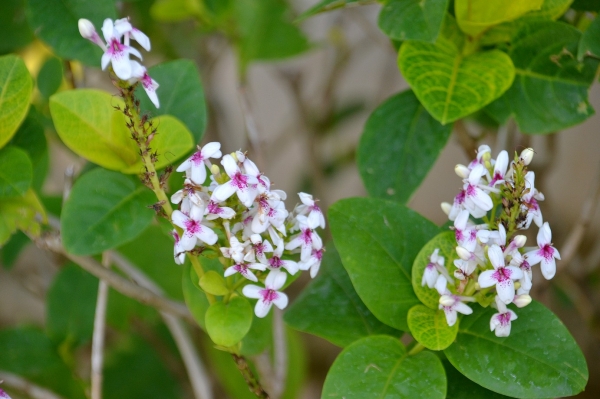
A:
454,164,469,179
78,18,96,39
210,164,220,176
456,246,471,260
513,294,532,308
512,235,527,248
441,202,452,216
439,295,456,307
520,148,534,165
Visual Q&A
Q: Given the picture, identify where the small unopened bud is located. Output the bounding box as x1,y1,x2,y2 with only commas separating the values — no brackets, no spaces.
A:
455,164,469,179
441,202,452,216
456,246,471,260
439,295,456,307
231,152,239,162
78,19,95,39
512,235,527,248
210,164,220,176
513,294,532,308
520,148,534,165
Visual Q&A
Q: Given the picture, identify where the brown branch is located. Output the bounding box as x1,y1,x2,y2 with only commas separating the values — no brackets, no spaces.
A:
0,372,66,399
34,231,195,324
91,253,110,399
232,355,270,399
453,120,478,160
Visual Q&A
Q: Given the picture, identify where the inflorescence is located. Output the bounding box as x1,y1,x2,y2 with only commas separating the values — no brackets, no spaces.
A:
423,146,559,337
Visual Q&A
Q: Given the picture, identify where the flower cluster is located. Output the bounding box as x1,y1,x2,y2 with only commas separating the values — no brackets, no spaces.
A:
171,143,325,318
78,17,159,108
422,146,559,337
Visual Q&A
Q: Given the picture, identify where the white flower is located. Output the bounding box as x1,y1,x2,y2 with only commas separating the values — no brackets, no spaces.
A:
519,171,544,229
524,222,560,280
252,239,298,275
453,210,478,252
489,150,508,187
285,216,323,261
171,230,186,264
479,245,523,304
435,275,473,327
242,157,271,194
212,154,258,207
100,18,142,80
220,236,249,264
114,17,150,51
468,144,491,170
176,142,222,186
0,388,12,399
463,165,494,218
251,191,288,234
510,251,532,294
224,261,265,282
243,270,289,318
171,207,218,250
205,200,235,220
299,248,324,278
422,248,445,288
296,192,326,229
447,190,466,221
78,19,106,49
250,234,273,264
130,61,159,108
171,179,209,214
490,296,518,337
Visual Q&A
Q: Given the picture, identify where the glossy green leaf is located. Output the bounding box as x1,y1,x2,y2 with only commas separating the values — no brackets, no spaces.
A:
378,0,448,42
10,111,49,191
117,224,183,300
50,89,194,173
573,0,600,11
408,304,457,350
0,0,34,54
26,0,116,66
322,335,446,398
235,0,310,69
297,0,366,21
0,54,33,149
200,270,229,295
443,361,513,399
61,168,156,255
205,296,253,347
46,264,97,346
412,231,457,309
528,0,573,19
104,336,182,399
398,19,514,124
578,14,600,60
240,311,272,356
37,56,63,99
0,146,32,198
454,0,543,36
445,301,588,398
485,21,598,134
150,0,207,22
358,90,452,204
329,197,439,331
138,60,207,144
0,327,86,399
285,245,402,347
182,258,225,330
0,189,46,246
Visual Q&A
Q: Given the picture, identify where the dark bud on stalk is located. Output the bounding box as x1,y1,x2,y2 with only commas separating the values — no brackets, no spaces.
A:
148,201,167,218
159,166,173,188
145,132,156,146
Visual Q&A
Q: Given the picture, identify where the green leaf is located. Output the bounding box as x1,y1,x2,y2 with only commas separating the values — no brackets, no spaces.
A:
205,296,253,347
26,0,117,66
235,0,310,69
454,0,543,36
358,90,452,204
444,301,588,398
1,231,30,269
398,19,515,124
0,189,46,246
0,146,32,198
528,0,573,19
150,0,207,22
104,336,182,399
378,0,448,42
0,54,33,149
0,327,86,399
412,231,457,309
60,168,156,255
285,245,402,347
9,111,49,191
117,224,183,300
297,0,367,21
443,361,513,399
240,311,272,356
485,21,598,134
329,197,439,331
37,56,63,99
138,59,207,144
573,0,600,11
46,264,97,346
408,304,457,350
200,270,230,295
0,0,34,54
578,14,600,60
50,89,194,173
322,335,446,398
182,258,224,330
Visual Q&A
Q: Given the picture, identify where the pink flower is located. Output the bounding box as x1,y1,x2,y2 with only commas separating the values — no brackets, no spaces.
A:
478,245,523,304
243,270,289,318
524,222,560,280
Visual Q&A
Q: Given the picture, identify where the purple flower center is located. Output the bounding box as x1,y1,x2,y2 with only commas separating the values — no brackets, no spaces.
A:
190,151,204,166
171,231,181,243
310,204,321,213
540,244,555,261
269,256,283,269
426,261,436,271
141,73,153,89
260,288,279,304
108,38,124,55
492,267,512,283
520,260,531,271
466,184,478,198
315,249,324,261
497,312,512,326
301,228,313,245
255,243,266,255
184,219,202,234
455,190,465,205
455,229,464,242
234,264,248,276
231,172,249,189
208,201,222,214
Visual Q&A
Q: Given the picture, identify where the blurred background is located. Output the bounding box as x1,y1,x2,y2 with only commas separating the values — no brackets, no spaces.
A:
1,0,600,397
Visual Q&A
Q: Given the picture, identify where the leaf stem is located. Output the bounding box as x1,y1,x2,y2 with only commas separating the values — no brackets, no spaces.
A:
408,342,425,356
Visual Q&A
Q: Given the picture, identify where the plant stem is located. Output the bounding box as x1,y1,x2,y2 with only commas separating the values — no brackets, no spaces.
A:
232,354,271,399
408,343,425,356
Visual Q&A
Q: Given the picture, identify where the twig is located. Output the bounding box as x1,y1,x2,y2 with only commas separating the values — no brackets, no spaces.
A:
232,355,270,399
271,308,287,399
238,86,266,170
91,253,111,399
453,120,478,160
35,231,195,324
62,165,75,204
0,371,66,399
108,251,213,399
